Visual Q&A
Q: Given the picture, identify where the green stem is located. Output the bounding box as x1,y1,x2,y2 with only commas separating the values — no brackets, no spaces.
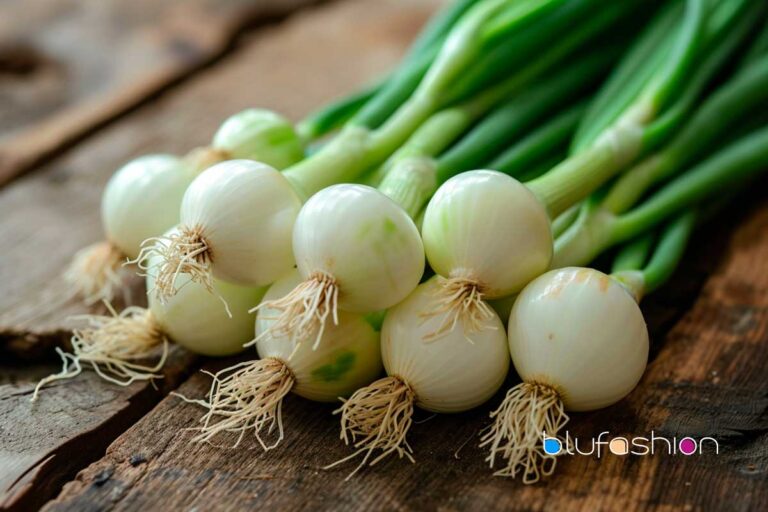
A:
571,0,681,152
377,157,437,219
640,210,696,294
602,54,768,214
611,232,654,273
526,134,634,219
284,0,521,197
514,151,567,183
297,83,381,142
446,0,642,104
642,0,706,115
551,202,581,239
350,0,483,130
403,0,483,65
742,18,768,67
490,102,584,176
612,125,768,244
522,1,707,220
436,48,616,183
352,51,434,130
641,0,762,150
555,125,768,267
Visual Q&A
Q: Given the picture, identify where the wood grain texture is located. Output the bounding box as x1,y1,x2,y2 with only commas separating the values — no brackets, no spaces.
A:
0,348,196,512
0,0,438,358
40,196,768,511
0,0,322,186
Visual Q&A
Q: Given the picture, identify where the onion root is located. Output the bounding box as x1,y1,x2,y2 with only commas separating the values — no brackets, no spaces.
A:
327,376,415,479
421,274,496,342
64,241,130,305
31,304,167,401
480,382,569,484
137,225,215,305
184,358,295,450
254,272,339,350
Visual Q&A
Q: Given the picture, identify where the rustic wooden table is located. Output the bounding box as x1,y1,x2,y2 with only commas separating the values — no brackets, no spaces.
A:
1,1,766,510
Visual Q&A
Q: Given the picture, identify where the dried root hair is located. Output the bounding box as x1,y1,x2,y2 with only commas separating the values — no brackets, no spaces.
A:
479,382,569,484
420,273,496,343
31,304,168,401
177,358,295,450
253,272,338,350
326,376,415,479
64,241,132,305
135,225,230,315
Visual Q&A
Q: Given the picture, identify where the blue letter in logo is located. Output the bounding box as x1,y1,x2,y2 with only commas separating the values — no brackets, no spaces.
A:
543,437,562,455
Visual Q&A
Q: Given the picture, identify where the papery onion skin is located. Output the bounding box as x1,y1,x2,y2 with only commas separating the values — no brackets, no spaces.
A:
146,240,266,357
508,267,649,411
213,109,305,169
180,160,301,286
292,184,425,312
103,154,194,259
256,270,383,402
381,278,509,413
422,170,552,297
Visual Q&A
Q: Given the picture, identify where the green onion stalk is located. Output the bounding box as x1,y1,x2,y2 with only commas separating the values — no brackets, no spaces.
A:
64,106,309,306
554,53,768,268
411,0,709,344
483,208,698,483
139,0,609,321
484,122,768,479
256,0,645,349
485,51,768,478
64,0,485,307
297,0,488,143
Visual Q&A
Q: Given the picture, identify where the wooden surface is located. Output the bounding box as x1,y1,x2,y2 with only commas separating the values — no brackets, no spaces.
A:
0,349,195,512
1,0,767,511
0,0,321,186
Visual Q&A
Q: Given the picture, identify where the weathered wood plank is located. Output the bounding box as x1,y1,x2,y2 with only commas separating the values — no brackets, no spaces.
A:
40,191,768,511
0,349,196,512
0,0,437,358
0,0,322,186
1,0,438,510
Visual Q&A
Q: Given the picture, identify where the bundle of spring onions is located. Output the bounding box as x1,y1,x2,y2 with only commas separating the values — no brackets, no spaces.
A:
34,0,768,486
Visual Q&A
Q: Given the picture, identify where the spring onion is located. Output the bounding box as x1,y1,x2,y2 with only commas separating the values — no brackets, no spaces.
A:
65,108,305,305
482,211,697,483
257,20,632,349
181,270,383,449
33,228,265,400
329,277,509,477
144,0,615,306
416,0,756,343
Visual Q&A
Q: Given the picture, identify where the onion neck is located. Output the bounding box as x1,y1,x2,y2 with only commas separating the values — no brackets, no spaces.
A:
527,116,645,219
377,156,438,219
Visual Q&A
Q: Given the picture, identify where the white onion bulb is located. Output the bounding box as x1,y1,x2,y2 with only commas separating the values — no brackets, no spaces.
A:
213,109,304,169
185,270,383,449
481,267,648,484
294,184,424,311
330,278,508,475
258,184,424,349
508,267,648,411
382,278,509,412
33,232,265,400
147,247,266,357
145,160,301,302
256,270,383,402
103,154,194,259
422,170,552,298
